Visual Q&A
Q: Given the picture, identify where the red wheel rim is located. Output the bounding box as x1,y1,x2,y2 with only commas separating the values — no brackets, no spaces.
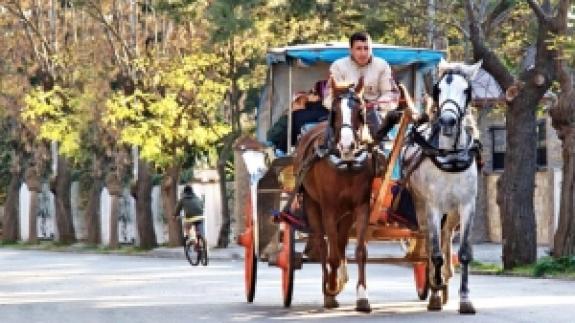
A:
241,197,256,303
414,262,428,299
280,224,294,307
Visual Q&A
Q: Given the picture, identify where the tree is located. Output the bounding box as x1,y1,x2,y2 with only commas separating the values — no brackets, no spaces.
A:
3,0,86,244
549,2,575,257
463,0,570,268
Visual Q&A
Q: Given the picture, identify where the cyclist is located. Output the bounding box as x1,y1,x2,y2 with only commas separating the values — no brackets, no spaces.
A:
173,185,204,243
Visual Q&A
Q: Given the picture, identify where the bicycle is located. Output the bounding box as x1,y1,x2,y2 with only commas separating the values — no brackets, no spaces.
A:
182,216,208,266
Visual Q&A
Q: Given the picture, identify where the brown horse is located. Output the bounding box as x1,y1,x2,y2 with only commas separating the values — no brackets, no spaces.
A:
294,79,373,312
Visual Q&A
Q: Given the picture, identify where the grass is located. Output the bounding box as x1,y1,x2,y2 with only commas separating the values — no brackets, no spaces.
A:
0,240,152,255
530,256,575,278
464,257,575,280
469,260,502,274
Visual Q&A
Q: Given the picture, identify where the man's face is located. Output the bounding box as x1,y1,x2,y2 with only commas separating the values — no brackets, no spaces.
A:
350,40,371,66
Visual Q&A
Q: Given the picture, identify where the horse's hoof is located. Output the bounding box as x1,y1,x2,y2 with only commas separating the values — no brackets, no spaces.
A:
355,299,371,313
324,295,339,309
441,286,449,305
427,294,443,311
459,301,476,315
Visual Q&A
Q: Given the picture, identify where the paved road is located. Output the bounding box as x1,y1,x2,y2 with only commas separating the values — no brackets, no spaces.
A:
0,249,574,323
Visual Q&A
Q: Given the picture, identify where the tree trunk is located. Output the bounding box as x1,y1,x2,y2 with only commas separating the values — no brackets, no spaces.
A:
161,164,181,247
52,155,76,244
84,177,103,245
134,159,157,249
109,195,120,248
549,0,575,257
553,129,575,256
3,161,23,242
84,155,105,245
24,167,41,244
497,94,539,268
105,171,122,248
216,133,236,248
465,0,559,268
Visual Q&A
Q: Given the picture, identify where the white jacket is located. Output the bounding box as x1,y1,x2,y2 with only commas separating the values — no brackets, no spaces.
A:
324,56,399,112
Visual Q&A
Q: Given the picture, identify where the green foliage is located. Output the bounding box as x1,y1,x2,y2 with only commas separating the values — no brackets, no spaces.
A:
532,256,575,278
21,86,86,161
103,52,231,169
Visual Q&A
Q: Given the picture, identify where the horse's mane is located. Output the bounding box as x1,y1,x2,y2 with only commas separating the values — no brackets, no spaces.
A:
294,121,327,172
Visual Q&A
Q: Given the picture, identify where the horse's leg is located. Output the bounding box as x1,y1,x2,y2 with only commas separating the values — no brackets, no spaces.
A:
303,191,330,307
353,202,371,312
440,212,458,304
322,205,342,308
458,202,476,315
336,213,353,287
426,206,444,311
412,195,428,259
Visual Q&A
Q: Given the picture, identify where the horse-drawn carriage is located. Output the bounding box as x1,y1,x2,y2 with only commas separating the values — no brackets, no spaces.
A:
235,42,479,314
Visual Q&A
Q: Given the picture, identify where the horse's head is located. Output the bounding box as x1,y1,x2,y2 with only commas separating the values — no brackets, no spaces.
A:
433,59,481,138
329,77,367,161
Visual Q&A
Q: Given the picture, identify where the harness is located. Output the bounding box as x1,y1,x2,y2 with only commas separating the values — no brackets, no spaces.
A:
402,70,482,176
406,125,482,173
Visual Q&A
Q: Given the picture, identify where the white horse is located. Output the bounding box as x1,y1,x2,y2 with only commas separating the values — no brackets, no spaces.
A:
403,59,482,314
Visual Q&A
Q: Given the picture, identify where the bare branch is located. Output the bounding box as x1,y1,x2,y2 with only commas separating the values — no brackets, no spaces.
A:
83,0,134,63
483,0,515,38
553,0,571,32
5,1,54,58
526,0,553,27
464,0,514,89
447,22,470,40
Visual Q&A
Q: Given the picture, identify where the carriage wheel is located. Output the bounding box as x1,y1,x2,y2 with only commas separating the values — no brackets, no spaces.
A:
244,226,257,303
279,224,295,307
238,197,257,303
414,262,429,301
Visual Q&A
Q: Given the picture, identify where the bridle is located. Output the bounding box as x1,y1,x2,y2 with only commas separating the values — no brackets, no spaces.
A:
432,69,473,150
324,87,369,171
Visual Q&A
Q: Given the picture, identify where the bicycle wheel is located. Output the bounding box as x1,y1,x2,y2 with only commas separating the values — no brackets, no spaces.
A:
184,239,200,266
199,236,209,266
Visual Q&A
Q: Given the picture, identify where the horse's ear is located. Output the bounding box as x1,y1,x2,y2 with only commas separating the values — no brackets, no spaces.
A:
464,60,482,79
438,57,449,75
355,76,364,95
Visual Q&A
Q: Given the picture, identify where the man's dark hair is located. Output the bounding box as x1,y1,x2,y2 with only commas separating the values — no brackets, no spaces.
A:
349,32,371,48
183,185,193,194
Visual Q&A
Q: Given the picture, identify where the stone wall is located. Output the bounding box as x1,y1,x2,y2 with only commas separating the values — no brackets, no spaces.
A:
477,107,563,246
485,171,557,245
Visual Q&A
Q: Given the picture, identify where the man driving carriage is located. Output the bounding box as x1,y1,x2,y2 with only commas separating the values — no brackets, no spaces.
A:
324,31,403,142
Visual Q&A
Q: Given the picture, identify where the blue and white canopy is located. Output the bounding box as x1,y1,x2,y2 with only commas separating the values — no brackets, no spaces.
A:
267,42,445,69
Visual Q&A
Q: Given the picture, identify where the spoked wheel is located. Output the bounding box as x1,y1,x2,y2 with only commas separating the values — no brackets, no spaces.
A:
238,198,257,303
198,236,209,266
184,239,201,266
278,223,295,307
414,262,429,300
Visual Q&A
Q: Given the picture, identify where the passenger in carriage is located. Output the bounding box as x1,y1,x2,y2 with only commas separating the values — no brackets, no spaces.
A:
266,91,308,155
291,80,329,142
324,31,403,142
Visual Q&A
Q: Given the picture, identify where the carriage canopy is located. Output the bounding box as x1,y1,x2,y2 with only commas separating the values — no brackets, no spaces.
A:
257,42,445,147
266,43,444,68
